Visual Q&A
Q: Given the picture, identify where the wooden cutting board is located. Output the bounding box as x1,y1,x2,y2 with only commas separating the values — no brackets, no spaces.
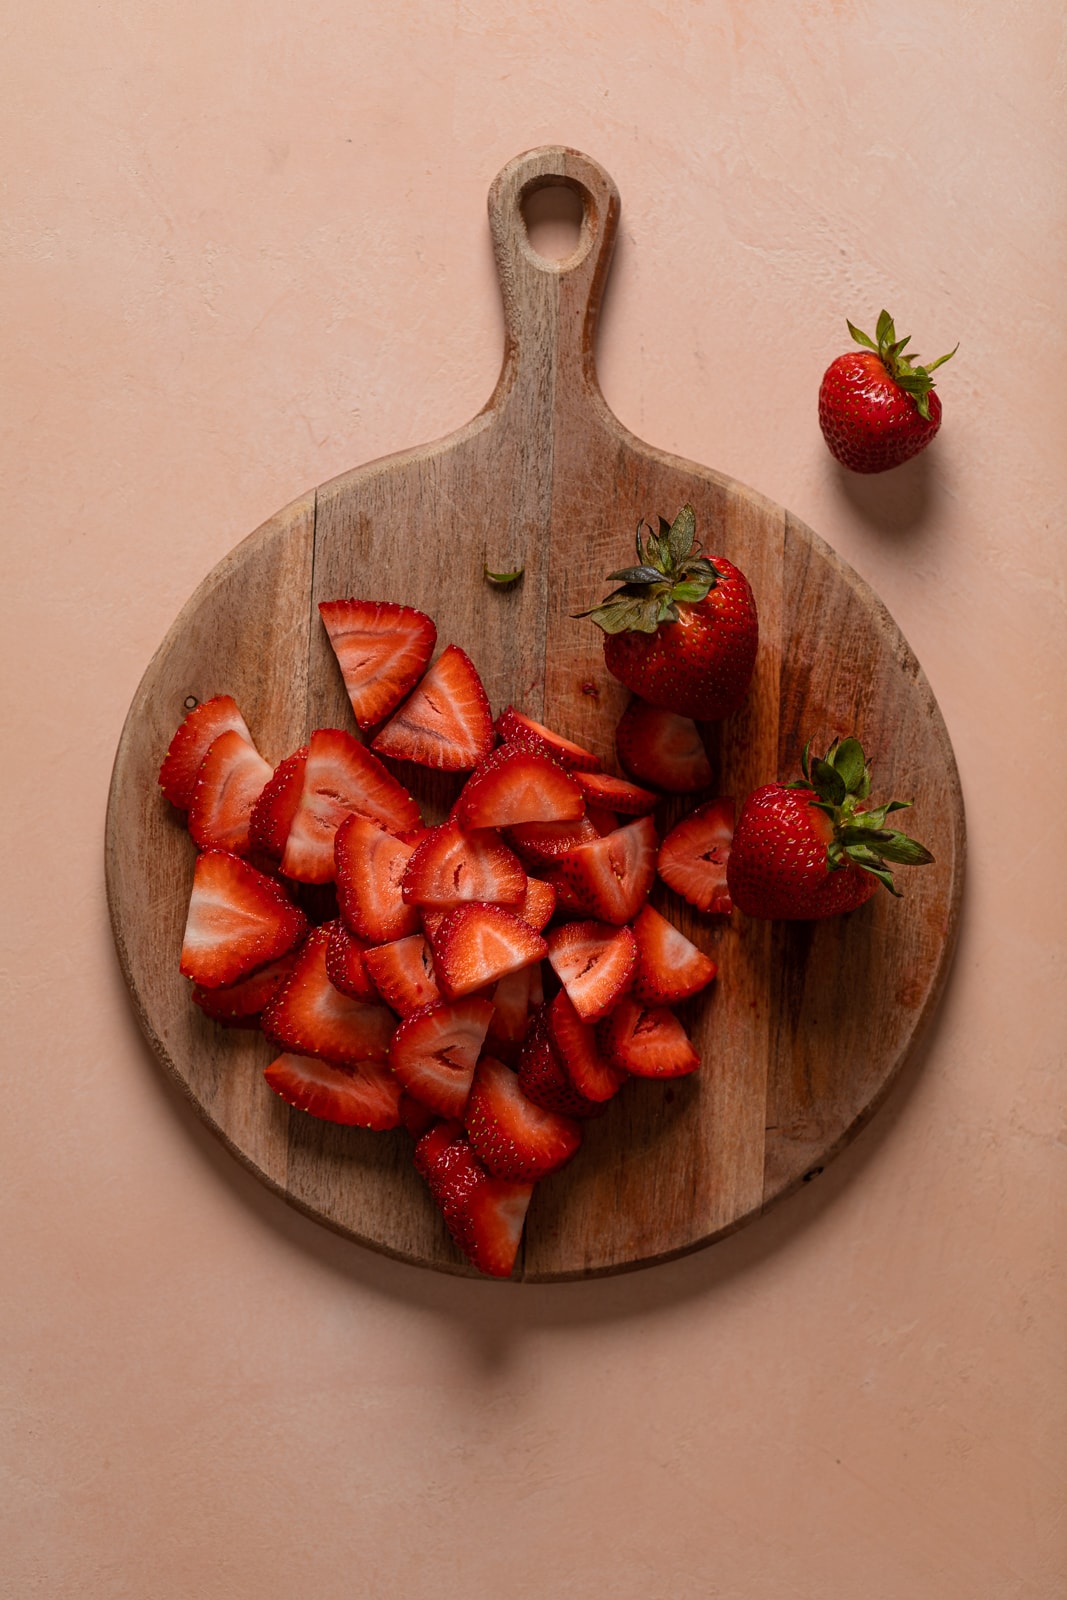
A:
106,146,965,1281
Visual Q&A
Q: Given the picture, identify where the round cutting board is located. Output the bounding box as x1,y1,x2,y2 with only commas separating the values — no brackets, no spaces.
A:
106,147,965,1280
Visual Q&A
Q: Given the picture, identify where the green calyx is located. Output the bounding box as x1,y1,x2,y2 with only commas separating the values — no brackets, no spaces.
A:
848,309,958,422
789,736,935,896
575,504,722,635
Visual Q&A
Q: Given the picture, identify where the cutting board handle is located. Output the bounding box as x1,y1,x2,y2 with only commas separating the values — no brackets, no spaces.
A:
487,146,621,406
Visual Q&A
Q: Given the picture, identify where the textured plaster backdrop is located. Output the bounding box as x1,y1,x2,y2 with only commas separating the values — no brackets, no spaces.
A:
3,2,1064,1596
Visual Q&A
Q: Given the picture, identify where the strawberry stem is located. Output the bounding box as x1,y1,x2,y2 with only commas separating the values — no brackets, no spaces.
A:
788,736,933,895
575,505,723,636
847,311,958,423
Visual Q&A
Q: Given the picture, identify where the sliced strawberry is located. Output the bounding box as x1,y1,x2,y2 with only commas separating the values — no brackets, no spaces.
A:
249,744,308,856
517,1009,606,1119
419,905,449,944
159,694,253,810
180,851,308,989
264,1051,402,1129
261,926,396,1066
318,598,437,730
191,949,301,1028
616,698,713,793
334,814,421,943
503,814,601,866
432,903,547,1000
465,1054,582,1181
494,707,601,771
657,797,735,914
398,1091,438,1140
514,876,557,932
187,728,273,856
485,963,538,1052
324,919,380,1002
456,742,586,830
597,995,700,1078
414,1125,532,1278
401,820,526,908
572,770,658,816
371,644,494,770
388,995,494,1117
630,903,718,1004
586,804,622,835
544,989,628,1103
549,814,658,925
544,919,637,1024
363,933,441,1016
281,728,421,884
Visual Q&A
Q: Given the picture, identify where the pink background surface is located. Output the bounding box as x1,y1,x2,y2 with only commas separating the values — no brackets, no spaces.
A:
4,3,1064,1595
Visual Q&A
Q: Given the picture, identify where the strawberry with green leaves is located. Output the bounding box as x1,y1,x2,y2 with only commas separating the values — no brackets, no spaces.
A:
578,505,757,721
726,736,934,920
818,310,957,474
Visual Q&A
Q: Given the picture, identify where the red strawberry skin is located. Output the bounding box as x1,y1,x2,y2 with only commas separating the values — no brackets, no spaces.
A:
264,1051,402,1129
818,351,942,474
726,784,880,920
159,695,252,810
465,1055,582,1181
603,554,757,721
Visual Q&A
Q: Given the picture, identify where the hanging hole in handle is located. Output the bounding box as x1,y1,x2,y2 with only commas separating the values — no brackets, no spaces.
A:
520,178,589,265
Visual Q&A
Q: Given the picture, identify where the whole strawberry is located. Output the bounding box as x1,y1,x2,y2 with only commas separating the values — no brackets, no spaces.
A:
578,504,757,720
726,736,933,920
818,311,957,474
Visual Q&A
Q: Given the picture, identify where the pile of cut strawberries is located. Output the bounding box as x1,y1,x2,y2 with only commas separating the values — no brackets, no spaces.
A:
162,591,735,1277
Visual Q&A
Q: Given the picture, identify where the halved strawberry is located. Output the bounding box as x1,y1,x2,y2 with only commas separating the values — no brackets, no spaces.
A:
362,933,441,1016
517,1009,606,1119
586,804,621,836
572,770,658,816
281,728,421,884
465,1054,582,1181
324,919,380,1002
388,995,494,1117
187,728,274,856
513,876,557,932
159,694,253,810
180,851,308,990
401,820,526,908
371,644,494,770
264,1051,402,1129
485,963,538,1052
597,995,700,1078
334,814,421,943
456,743,586,830
191,949,301,1028
494,708,601,771
398,1092,438,1140
432,903,547,999
503,814,601,866
616,698,713,793
544,989,628,1103
419,905,449,945
261,926,396,1066
544,919,637,1023
550,814,658,925
657,797,734,914
414,1124,532,1278
249,745,308,856
318,598,437,730
630,903,718,1004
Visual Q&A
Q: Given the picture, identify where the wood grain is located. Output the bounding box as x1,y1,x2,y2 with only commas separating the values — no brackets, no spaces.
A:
106,147,965,1280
